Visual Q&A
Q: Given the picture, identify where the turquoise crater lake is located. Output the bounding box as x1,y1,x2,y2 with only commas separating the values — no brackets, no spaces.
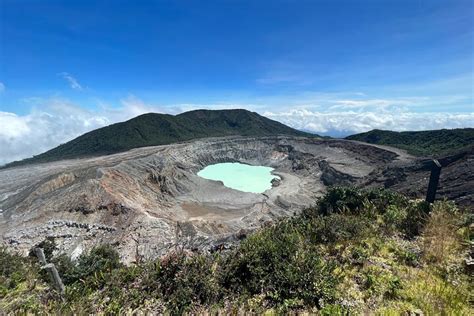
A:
197,162,279,193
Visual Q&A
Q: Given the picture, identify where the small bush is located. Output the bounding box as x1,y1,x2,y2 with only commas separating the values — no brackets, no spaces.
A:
142,252,219,314
29,237,57,262
362,266,402,299
308,213,372,244
0,247,32,295
394,246,420,267
350,244,371,265
382,205,407,233
52,254,77,285
317,187,409,217
318,187,366,215
220,221,339,308
400,200,430,238
56,245,122,286
0,247,45,313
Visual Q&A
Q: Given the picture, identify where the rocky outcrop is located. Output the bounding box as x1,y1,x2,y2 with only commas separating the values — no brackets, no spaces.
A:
318,160,355,186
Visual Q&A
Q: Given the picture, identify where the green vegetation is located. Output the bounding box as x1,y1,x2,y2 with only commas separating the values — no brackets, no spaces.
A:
1,187,472,314
3,109,312,168
346,128,474,156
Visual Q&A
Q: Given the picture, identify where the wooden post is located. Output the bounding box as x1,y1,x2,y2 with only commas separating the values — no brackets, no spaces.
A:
425,159,442,203
43,263,66,295
33,247,65,295
175,221,180,251
34,247,47,265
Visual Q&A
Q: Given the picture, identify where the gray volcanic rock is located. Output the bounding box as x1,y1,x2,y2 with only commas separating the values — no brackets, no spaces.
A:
363,146,474,207
0,136,471,263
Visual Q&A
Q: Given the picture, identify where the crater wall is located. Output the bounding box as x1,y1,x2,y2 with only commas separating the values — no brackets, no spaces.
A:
0,136,415,263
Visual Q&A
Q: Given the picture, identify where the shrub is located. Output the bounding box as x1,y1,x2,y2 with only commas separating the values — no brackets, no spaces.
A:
29,237,57,262
317,187,409,217
393,246,420,267
365,188,409,210
320,303,351,315
401,200,430,238
52,254,77,285
0,247,33,295
382,205,407,233
55,245,122,286
94,265,145,314
318,187,366,215
362,266,402,299
350,244,371,265
142,252,219,314
77,244,121,275
219,221,339,308
0,247,45,313
308,213,372,244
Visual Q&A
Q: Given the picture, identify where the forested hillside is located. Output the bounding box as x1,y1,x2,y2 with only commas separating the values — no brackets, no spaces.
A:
346,128,474,156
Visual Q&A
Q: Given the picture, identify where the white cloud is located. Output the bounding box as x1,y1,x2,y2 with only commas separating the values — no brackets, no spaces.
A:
119,94,170,117
0,82,5,93
256,74,308,85
59,72,83,91
327,97,434,111
264,109,474,135
0,112,30,138
0,96,169,165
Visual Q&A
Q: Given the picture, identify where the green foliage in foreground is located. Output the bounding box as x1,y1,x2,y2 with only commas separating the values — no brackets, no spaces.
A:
1,187,472,314
346,128,474,157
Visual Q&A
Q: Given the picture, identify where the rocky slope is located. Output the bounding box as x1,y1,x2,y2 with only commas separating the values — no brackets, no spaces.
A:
0,136,471,263
361,145,474,207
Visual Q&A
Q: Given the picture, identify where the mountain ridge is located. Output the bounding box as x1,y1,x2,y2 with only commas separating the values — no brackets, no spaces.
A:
346,128,474,157
3,109,313,168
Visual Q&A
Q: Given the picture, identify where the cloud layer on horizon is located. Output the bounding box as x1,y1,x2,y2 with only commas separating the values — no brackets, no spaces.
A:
0,96,473,165
264,109,474,136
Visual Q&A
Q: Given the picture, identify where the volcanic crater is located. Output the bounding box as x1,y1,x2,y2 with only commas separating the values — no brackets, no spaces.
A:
0,135,460,263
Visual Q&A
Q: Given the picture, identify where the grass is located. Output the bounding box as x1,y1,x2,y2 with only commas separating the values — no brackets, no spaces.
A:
0,187,472,314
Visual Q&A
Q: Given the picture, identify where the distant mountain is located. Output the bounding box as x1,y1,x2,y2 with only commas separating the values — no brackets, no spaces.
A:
312,129,354,138
346,128,474,157
3,109,313,168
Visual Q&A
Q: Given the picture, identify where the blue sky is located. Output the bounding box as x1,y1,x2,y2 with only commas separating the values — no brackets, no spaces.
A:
0,0,473,163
